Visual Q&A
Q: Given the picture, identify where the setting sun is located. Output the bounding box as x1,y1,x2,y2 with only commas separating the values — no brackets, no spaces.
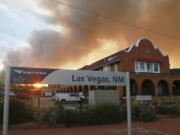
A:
33,83,48,88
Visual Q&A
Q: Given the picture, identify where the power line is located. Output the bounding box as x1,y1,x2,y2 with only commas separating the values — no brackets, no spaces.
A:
50,0,180,41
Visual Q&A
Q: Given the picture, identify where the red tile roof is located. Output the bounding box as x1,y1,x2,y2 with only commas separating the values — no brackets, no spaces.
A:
170,69,180,74
80,48,128,70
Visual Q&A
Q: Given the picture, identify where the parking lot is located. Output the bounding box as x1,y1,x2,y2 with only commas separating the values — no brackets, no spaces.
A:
32,96,88,109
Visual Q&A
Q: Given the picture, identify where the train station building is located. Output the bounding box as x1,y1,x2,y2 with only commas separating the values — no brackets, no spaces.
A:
79,38,180,97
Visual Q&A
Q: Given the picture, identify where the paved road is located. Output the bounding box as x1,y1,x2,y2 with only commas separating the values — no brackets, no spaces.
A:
32,96,54,108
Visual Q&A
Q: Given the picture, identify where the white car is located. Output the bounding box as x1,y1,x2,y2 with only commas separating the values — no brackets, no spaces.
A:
55,93,81,102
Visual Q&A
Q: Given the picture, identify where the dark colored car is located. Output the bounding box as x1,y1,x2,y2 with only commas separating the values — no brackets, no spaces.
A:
15,93,32,100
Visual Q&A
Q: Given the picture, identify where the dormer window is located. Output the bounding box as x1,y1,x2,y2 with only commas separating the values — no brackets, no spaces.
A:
147,63,153,72
107,56,116,61
103,65,110,71
140,62,145,72
135,61,160,73
114,63,118,72
154,63,159,72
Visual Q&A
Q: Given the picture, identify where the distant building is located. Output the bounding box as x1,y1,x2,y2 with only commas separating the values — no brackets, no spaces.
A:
80,38,180,97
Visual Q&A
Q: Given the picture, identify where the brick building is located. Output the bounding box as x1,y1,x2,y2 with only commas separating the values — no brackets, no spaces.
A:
80,38,180,97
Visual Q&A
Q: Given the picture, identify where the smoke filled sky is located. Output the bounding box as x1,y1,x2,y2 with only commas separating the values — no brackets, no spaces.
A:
0,0,180,70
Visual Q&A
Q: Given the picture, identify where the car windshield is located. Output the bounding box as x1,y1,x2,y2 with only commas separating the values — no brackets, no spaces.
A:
70,94,77,97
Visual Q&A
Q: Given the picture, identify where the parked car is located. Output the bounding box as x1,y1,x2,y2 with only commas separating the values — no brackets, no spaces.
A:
55,93,81,102
15,93,32,100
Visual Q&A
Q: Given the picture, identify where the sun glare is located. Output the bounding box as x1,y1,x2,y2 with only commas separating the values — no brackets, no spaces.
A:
33,83,48,88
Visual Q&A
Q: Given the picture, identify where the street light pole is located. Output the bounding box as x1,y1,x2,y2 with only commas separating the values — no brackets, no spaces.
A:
37,88,41,110
33,83,48,110
126,72,132,135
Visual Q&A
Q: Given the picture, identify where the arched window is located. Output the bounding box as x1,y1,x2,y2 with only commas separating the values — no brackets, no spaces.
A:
79,86,83,92
107,86,117,90
90,85,96,90
123,86,126,97
158,80,169,96
66,87,70,93
84,85,89,97
74,86,77,93
172,80,180,95
130,79,137,96
141,79,155,96
70,87,73,92
97,86,105,90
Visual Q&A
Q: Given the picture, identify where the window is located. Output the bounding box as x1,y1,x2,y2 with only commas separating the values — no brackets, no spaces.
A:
135,61,160,73
135,61,140,72
108,56,115,61
114,64,118,72
70,94,78,97
103,65,110,71
140,62,145,72
154,63,160,73
146,63,153,72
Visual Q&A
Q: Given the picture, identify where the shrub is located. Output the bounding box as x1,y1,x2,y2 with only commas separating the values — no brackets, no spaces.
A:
138,104,156,122
0,98,35,125
59,104,126,126
155,104,171,115
131,104,139,121
168,104,180,115
155,103,180,115
132,104,156,122
84,104,125,125
62,109,82,127
9,98,35,124
35,105,65,124
34,103,126,126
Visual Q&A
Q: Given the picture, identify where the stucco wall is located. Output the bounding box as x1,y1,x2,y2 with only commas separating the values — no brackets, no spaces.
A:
89,90,120,105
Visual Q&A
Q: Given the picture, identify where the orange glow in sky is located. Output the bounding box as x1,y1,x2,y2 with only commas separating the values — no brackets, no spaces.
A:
33,83,48,88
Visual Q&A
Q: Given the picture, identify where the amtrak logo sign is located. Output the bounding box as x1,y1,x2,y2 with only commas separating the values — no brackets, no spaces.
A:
13,70,47,75
10,67,56,84
13,70,24,74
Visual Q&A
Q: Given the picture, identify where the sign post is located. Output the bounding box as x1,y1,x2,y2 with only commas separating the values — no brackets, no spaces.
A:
126,72,132,135
2,66,11,135
2,67,132,135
